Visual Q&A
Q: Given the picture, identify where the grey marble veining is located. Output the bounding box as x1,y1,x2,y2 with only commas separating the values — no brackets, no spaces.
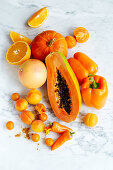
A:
0,0,113,169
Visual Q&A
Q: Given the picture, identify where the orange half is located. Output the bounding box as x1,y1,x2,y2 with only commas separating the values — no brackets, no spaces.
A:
28,7,49,28
6,41,31,65
73,27,89,43
10,31,32,45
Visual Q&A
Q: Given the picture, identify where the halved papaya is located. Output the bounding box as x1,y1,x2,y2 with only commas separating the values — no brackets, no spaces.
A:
46,51,81,123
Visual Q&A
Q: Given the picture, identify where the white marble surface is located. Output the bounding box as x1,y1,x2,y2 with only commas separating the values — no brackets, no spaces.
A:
0,0,113,169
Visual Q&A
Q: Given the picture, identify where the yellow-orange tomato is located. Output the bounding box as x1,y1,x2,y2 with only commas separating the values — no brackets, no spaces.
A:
65,36,77,48
26,89,42,105
83,113,98,127
38,113,48,122
35,103,46,114
32,134,40,142
45,138,54,146
20,110,35,125
31,120,45,132
6,121,14,130
15,98,28,111
11,93,20,101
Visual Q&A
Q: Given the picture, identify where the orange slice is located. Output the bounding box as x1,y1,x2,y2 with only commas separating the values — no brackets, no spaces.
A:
73,27,89,43
28,7,49,28
10,31,32,45
6,41,31,65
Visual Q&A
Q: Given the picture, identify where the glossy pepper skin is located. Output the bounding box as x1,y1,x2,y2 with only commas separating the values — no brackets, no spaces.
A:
51,131,74,151
68,52,98,84
81,75,108,109
50,122,73,133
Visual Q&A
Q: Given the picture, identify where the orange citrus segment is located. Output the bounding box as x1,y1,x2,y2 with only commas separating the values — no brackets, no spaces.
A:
73,27,89,43
28,7,49,28
10,31,32,45
6,41,31,65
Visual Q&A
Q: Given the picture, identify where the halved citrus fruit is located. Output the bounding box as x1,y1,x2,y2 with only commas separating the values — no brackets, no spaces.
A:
6,41,31,65
73,27,89,43
10,31,32,45
28,7,49,28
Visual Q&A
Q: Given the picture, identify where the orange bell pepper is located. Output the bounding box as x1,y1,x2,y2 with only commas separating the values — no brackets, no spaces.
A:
81,75,108,109
68,52,98,84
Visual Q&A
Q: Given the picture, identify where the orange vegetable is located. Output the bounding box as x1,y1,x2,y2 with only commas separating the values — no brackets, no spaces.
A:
83,113,98,127
73,27,89,43
35,103,46,114
68,52,98,84
45,138,54,146
51,131,75,151
50,122,73,133
44,125,52,136
31,120,45,133
81,76,108,109
65,36,76,48
28,7,49,28
20,110,35,125
11,93,20,101
6,41,31,65
6,121,14,130
32,134,40,142
10,31,32,45
15,98,28,111
31,30,67,61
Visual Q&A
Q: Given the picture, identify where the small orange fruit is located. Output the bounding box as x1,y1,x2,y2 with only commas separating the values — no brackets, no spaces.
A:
11,93,20,101
73,27,89,43
31,120,45,133
26,89,42,105
39,113,48,122
45,138,54,146
10,31,32,45
20,110,35,125
6,121,14,130
65,36,77,48
32,134,40,142
6,41,31,65
83,113,98,127
35,103,46,114
28,7,49,28
15,98,28,111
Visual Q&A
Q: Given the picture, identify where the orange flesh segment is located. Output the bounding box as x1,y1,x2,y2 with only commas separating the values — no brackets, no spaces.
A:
28,7,48,27
7,42,27,62
10,31,32,45
73,27,89,43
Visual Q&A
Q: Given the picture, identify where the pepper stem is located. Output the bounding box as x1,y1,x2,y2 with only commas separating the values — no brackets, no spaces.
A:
70,132,75,136
47,38,56,47
88,74,94,77
50,122,53,127
89,77,99,89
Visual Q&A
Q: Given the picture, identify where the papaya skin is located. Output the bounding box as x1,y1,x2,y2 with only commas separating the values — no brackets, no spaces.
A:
45,51,81,123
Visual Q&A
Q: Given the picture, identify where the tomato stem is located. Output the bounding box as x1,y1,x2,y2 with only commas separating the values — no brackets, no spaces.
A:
70,132,75,136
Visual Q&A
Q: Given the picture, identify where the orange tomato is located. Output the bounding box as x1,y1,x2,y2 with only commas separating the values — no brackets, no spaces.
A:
38,113,48,122
32,134,40,142
6,121,14,130
11,93,20,101
45,138,54,146
65,36,76,48
15,98,28,111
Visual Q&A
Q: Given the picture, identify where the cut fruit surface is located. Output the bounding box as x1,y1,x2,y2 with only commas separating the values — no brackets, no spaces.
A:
10,31,32,45
28,7,49,28
6,41,31,65
73,27,89,43
46,52,81,123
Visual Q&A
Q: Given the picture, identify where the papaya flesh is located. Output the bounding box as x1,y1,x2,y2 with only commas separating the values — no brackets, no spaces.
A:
46,51,81,123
